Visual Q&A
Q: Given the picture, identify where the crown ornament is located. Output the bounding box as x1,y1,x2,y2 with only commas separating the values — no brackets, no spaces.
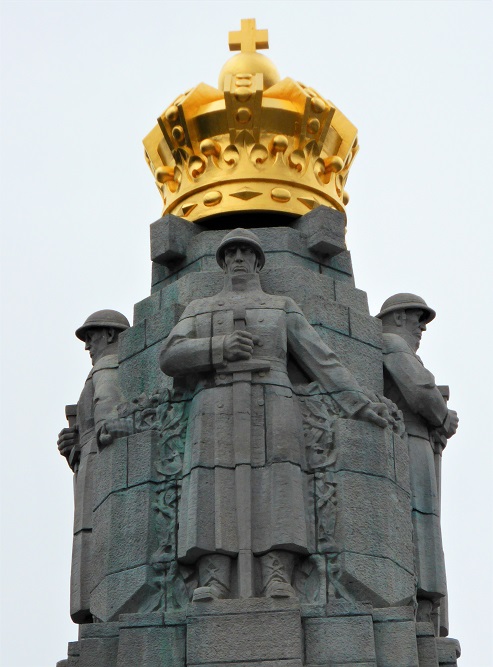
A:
143,19,359,223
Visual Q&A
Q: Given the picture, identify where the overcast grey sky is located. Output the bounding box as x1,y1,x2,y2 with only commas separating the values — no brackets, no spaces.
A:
1,1,492,665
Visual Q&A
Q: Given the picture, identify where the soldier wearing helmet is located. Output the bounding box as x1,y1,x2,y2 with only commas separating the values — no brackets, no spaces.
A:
160,229,390,603
377,294,459,635
57,309,129,623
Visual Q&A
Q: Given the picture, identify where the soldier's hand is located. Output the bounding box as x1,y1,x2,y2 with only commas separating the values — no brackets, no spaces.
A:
223,330,260,361
357,403,389,429
57,426,79,458
444,409,459,437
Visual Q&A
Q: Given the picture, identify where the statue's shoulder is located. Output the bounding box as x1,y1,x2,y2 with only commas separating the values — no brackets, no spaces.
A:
382,332,412,355
92,354,120,373
263,293,303,314
181,296,220,318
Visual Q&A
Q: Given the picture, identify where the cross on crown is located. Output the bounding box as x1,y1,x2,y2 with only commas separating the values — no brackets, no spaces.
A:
228,18,269,54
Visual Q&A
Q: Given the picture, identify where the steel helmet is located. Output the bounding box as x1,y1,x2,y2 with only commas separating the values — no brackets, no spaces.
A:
75,310,130,341
216,228,265,270
376,293,436,324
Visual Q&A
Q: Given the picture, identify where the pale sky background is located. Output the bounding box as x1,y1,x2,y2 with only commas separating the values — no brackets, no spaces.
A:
1,1,492,665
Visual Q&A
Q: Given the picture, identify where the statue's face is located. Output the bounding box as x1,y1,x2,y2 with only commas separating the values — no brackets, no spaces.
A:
403,309,426,351
223,243,259,275
84,328,112,365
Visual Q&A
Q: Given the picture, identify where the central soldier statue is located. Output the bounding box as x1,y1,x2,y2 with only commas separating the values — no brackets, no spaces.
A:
160,229,390,601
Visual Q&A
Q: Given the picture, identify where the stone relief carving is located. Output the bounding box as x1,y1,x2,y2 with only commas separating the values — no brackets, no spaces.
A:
104,387,195,612
157,228,392,603
56,309,130,623
377,293,459,637
294,382,404,605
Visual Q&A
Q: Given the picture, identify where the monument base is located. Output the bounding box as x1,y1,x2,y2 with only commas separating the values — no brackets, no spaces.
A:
56,602,461,667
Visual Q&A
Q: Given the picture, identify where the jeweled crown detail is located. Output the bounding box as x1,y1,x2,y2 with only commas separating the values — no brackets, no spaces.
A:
143,19,358,222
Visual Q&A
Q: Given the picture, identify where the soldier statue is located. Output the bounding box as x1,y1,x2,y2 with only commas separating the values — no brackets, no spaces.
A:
57,309,129,622
377,293,459,634
160,229,390,602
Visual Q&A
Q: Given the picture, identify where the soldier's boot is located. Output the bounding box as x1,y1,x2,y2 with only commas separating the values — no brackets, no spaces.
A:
193,554,232,601
259,550,296,598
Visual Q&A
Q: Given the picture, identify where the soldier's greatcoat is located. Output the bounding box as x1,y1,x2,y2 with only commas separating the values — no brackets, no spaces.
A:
71,354,123,622
382,332,448,601
160,279,371,564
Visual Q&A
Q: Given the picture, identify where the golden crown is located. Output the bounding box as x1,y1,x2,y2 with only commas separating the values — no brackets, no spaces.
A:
143,19,358,223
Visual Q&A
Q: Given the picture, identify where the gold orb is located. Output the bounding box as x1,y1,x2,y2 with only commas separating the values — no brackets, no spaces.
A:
165,105,179,122
200,139,220,157
271,135,289,154
218,53,281,90
236,107,252,123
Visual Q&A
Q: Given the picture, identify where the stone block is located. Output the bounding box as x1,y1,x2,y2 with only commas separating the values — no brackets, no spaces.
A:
256,225,305,256
186,599,302,664
372,606,415,622
305,301,349,336
151,261,173,289
146,303,184,347
186,228,230,262
325,599,373,617
187,597,298,617
193,663,301,667
118,321,146,362
127,430,161,487
90,564,159,623
334,281,369,313
160,271,224,313
78,636,118,667
335,471,414,571
304,615,376,664
320,249,353,276
70,531,93,622
264,250,320,274
337,552,415,608
194,254,223,274
134,292,161,324
57,641,81,667
314,326,383,392
416,622,439,666
79,622,120,638
150,214,199,266
320,263,354,283
349,310,382,348
92,484,159,585
164,609,187,626
393,432,411,493
119,342,170,401
373,619,419,667
68,642,81,656
117,625,186,667
293,205,347,257
333,419,395,482
436,637,460,666
309,663,375,667
119,611,164,627
187,226,306,266
262,266,335,304
93,436,127,509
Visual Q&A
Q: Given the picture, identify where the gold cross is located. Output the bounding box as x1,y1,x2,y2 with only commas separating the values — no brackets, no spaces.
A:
228,18,269,54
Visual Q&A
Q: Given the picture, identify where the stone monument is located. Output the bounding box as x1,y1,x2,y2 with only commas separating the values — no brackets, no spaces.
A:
57,18,461,667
